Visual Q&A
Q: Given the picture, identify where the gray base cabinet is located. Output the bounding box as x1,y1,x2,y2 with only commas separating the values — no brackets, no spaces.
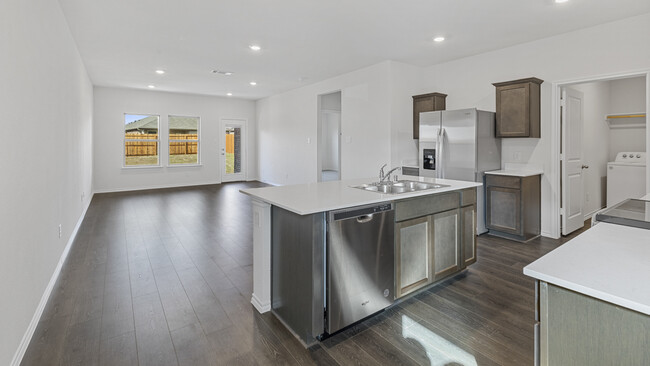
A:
432,208,460,281
536,282,650,365
486,174,540,242
395,216,431,297
395,188,476,298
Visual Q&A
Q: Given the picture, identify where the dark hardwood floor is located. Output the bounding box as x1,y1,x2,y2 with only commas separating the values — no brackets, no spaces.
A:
21,182,588,366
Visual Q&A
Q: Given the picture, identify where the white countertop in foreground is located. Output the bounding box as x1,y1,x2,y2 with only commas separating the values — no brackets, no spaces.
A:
524,222,650,315
485,169,544,177
240,175,481,215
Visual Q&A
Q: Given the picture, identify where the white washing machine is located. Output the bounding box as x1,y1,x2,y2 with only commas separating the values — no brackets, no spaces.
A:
607,152,646,207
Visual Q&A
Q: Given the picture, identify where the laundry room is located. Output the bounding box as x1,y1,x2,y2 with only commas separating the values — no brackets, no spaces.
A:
564,75,647,221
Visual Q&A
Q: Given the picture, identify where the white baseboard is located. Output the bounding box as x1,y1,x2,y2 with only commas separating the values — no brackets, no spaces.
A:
10,193,94,366
584,207,605,222
93,181,219,194
540,230,558,239
251,294,271,313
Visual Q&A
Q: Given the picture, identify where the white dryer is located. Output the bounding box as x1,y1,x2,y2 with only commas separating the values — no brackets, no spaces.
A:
607,152,646,207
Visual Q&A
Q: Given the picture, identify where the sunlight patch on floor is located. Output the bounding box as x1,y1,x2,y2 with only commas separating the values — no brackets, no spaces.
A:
402,314,478,366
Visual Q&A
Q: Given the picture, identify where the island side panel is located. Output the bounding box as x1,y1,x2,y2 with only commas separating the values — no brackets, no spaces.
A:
540,282,650,365
271,206,325,345
251,199,271,312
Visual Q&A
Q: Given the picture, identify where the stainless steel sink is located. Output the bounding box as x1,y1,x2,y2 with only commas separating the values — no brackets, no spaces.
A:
352,180,449,194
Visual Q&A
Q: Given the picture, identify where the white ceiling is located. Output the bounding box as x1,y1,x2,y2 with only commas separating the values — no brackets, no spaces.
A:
57,0,650,100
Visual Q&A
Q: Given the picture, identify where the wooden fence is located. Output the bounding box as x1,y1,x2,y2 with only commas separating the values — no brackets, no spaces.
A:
125,133,198,156
169,134,198,155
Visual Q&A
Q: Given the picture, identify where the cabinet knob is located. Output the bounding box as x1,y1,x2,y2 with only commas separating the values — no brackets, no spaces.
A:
581,165,589,169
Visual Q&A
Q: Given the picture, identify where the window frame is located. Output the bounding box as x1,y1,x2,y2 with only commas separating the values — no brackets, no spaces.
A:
167,115,201,166
123,113,161,168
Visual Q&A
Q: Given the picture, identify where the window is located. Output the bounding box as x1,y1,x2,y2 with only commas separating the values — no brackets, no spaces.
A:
124,114,159,166
169,115,199,165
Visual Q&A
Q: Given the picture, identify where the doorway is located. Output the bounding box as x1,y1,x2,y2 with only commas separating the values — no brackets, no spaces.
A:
557,74,647,236
317,91,342,182
221,119,246,182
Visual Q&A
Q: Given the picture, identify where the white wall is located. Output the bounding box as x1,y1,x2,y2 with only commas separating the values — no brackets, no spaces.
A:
608,76,646,160
257,62,393,185
389,62,427,168
571,82,611,218
420,12,650,237
0,0,93,364
93,87,256,192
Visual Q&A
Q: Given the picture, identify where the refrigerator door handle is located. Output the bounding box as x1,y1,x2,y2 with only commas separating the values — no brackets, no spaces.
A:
438,128,446,179
435,129,441,179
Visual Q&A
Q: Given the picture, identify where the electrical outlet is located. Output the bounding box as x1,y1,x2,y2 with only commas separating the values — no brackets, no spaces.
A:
585,192,590,202
58,224,62,239
306,137,311,144
81,192,85,202
513,151,522,162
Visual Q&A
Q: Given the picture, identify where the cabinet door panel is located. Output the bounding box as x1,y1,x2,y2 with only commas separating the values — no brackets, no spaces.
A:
461,205,476,267
487,186,522,235
432,209,460,280
395,216,431,297
496,83,530,137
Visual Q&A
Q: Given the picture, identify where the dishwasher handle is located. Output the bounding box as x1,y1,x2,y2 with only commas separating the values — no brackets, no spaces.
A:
356,214,374,223
330,202,393,222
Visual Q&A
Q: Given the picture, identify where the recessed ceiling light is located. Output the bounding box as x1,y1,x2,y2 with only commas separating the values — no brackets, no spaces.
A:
433,36,445,42
249,44,261,51
155,69,165,75
555,0,569,3
212,70,234,76
147,85,156,89
249,81,257,86
227,92,233,96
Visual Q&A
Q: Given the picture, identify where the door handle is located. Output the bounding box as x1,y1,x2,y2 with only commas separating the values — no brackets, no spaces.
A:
581,165,589,169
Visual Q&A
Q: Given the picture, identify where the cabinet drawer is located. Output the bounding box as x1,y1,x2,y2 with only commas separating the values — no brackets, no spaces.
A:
460,188,476,206
486,175,521,189
395,192,460,222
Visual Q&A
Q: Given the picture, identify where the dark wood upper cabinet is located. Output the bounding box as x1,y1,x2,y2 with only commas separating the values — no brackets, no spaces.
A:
493,77,543,138
412,92,447,139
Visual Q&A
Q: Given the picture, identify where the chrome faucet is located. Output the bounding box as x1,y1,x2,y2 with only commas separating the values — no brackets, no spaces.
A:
379,164,401,183
379,164,387,182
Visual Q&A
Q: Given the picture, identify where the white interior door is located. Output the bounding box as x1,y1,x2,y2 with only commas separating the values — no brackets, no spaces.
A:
221,119,246,182
561,88,585,235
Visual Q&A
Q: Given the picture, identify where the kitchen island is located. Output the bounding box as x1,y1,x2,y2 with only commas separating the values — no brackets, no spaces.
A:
241,175,480,344
524,209,650,365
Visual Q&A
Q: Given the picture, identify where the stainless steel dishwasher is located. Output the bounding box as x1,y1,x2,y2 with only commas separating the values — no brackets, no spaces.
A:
327,202,395,334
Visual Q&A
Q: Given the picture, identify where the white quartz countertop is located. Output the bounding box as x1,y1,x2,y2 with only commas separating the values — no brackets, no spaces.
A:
484,169,543,177
524,222,650,315
240,175,481,215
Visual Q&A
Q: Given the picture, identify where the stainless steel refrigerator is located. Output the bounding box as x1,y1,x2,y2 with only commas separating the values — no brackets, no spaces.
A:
419,108,501,234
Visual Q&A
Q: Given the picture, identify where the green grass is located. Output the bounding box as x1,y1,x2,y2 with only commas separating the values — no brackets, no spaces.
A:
225,153,234,173
125,154,198,166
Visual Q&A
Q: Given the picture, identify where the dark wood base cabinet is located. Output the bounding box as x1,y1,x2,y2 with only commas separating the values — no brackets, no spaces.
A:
486,174,541,242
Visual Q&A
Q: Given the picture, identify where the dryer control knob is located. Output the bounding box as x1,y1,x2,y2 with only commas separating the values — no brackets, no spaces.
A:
637,154,641,158
623,154,628,158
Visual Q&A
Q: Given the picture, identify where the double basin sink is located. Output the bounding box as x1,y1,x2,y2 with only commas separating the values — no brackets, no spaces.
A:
353,180,449,194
